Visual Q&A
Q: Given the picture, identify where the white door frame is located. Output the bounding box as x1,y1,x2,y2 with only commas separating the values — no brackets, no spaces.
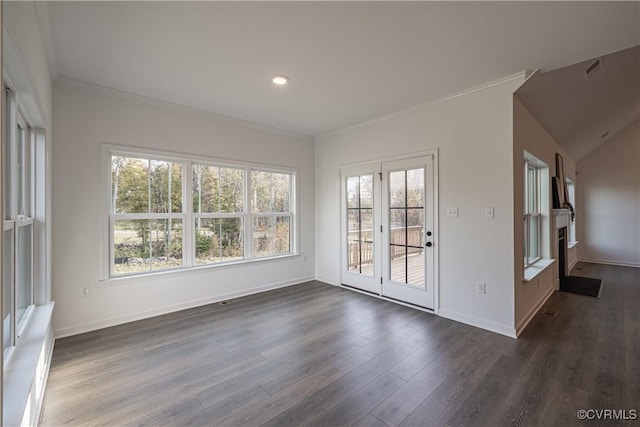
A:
340,161,381,294
381,155,435,309
339,149,439,313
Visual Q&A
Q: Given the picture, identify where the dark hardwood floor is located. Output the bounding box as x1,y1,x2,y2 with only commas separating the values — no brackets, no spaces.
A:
40,262,639,426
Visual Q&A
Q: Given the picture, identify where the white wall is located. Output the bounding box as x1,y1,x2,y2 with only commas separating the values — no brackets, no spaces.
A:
513,97,576,334
315,74,525,337
52,80,315,337
577,119,640,267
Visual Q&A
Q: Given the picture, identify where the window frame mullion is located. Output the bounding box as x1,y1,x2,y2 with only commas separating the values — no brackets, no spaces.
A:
245,167,253,259
184,160,193,268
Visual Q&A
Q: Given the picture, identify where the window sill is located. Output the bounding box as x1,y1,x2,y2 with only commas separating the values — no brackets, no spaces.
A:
3,302,55,427
523,258,555,282
100,253,300,286
568,241,578,249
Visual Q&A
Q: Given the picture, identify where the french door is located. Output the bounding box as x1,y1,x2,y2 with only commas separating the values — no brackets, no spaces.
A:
341,154,436,309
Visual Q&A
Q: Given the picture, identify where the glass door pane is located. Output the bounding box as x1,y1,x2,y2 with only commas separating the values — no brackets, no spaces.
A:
341,162,380,296
346,175,374,276
388,168,425,288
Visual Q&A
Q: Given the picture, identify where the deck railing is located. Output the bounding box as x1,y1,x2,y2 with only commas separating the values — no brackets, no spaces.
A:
348,226,423,267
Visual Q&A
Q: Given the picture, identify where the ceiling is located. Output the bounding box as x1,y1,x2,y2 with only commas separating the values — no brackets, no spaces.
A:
516,45,640,161
41,1,640,137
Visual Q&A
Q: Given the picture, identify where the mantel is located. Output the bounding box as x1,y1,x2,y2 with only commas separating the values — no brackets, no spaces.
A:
553,209,570,229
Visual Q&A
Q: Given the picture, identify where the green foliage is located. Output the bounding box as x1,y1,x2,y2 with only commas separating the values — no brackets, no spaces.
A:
112,155,292,267
195,232,215,255
112,156,182,214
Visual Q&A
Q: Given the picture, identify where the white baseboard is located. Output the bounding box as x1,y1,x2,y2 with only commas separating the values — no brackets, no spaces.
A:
54,276,314,338
515,286,555,337
315,275,340,286
438,308,517,338
578,258,640,268
568,258,579,271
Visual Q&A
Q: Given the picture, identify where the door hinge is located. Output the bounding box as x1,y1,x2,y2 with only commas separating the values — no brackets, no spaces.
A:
380,225,383,233
378,172,382,181
380,277,383,284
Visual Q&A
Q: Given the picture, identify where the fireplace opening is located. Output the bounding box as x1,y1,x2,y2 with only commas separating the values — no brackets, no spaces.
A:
558,226,567,279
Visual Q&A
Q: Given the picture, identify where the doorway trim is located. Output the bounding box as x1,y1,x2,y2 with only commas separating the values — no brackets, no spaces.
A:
339,149,439,314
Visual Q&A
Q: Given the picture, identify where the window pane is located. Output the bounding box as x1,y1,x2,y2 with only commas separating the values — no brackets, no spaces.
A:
389,171,406,208
150,160,182,214
113,219,183,275
527,165,537,213
253,216,290,257
112,156,149,214
195,218,243,265
149,219,183,271
4,132,13,219
390,246,407,283
524,215,529,264
252,171,291,213
406,168,424,208
3,228,14,353
192,165,243,213
114,219,149,275
346,177,359,209
347,209,360,239
17,125,24,216
16,223,33,327
528,215,540,263
360,175,373,209
390,209,405,245
219,168,243,213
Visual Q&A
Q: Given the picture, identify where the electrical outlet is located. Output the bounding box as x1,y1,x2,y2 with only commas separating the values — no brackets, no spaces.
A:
476,282,486,294
80,287,90,297
485,207,495,218
446,207,459,218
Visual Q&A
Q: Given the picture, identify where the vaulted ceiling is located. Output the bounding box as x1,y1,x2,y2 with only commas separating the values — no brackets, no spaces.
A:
40,1,640,143
516,45,640,161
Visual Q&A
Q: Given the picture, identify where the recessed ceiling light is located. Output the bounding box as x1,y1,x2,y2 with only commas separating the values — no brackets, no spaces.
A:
272,75,289,86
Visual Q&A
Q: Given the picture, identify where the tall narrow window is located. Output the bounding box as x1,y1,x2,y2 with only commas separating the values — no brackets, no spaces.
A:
251,170,293,258
110,155,184,275
524,161,541,267
3,87,36,357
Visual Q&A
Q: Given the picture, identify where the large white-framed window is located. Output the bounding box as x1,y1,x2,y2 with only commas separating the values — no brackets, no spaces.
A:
3,87,36,361
106,146,296,278
524,160,541,267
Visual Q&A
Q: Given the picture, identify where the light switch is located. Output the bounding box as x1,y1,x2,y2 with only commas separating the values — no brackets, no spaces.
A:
446,207,458,218
485,207,495,218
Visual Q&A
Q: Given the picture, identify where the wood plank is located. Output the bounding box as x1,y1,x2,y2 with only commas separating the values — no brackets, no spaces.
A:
41,266,637,427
